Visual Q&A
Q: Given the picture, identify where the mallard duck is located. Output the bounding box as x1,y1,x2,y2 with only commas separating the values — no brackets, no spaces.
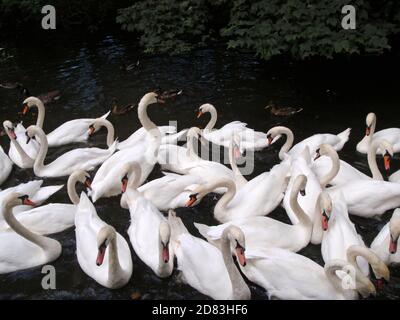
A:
111,98,136,115
120,60,140,72
18,85,61,104
265,101,303,116
155,89,183,100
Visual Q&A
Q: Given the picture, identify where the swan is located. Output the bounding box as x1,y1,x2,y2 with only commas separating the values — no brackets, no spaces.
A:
89,92,164,202
266,126,351,161
120,166,174,278
327,140,400,218
89,117,188,150
185,162,289,223
0,145,12,186
75,192,133,289
120,162,204,211
319,191,369,276
194,175,313,253
0,170,92,235
0,193,62,274
356,112,400,154
197,103,268,151
371,208,400,265
168,211,251,300
25,125,117,178
3,120,39,168
22,96,111,147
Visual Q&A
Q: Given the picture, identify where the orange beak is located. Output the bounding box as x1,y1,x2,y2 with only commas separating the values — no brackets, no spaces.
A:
88,126,95,136
366,126,371,136
234,146,241,159
390,236,398,254
96,244,106,266
236,246,246,267
22,104,29,115
8,128,17,140
162,245,169,263
23,198,36,206
267,135,273,145
85,178,92,190
322,212,329,231
384,154,391,172
185,196,197,208
121,178,128,193
197,111,203,118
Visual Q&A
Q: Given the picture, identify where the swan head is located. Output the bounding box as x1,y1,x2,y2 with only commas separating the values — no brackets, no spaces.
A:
141,92,165,106
69,170,92,190
187,127,202,140
266,127,284,146
87,118,111,137
319,192,332,231
159,221,171,264
26,125,43,144
120,162,142,193
223,225,247,267
314,144,336,161
2,192,36,211
365,113,376,136
22,96,43,115
2,120,17,140
293,174,307,197
389,209,400,254
231,134,243,158
197,103,214,118
376,140,394,173
96,225,116,266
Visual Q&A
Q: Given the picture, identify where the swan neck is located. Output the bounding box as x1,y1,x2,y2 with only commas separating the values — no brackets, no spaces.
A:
35,100,46,128
367,142,383,180
277,127,294,160
100,119,115,147
320,149,340,187
214,180,236,214
128,164,142,189
33,128,48,175
205,106,217,130
186,134,202,161
67,175,80,205
290,185,312,228
108,236,123,282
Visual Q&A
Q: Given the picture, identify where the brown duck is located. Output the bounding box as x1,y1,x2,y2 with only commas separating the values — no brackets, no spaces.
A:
265,101,303,116
111,98,136,115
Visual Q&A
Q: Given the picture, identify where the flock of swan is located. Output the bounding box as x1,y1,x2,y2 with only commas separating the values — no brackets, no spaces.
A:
0,91,399,300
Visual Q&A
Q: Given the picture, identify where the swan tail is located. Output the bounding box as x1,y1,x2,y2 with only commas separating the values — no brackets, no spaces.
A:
168,210,188,243
335,128,351,150
100,110,111,119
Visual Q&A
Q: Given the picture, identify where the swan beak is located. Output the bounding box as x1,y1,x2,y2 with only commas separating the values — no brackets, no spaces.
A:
322,212,329,231
96,244,107,266
121,178,128,193
162,245,169,263
157,97,166,104
22,104,29,115
267,135,273,145
197,111,203,118
88,125,95,136
234,146,242,159
85,178,92,190
314,149,321,161
23,198,36,206
300,189,306,196
185,194,198,207
384,154,391,172
366,126,371,136
375,278,386,291
8,127,17,140
236,246,246,267
389,236,398,254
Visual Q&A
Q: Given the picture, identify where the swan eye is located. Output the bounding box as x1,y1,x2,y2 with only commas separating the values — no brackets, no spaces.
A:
189,193,198,200
235,240,245,251
121,175,128,182
18,195,28,201
322,210,330,220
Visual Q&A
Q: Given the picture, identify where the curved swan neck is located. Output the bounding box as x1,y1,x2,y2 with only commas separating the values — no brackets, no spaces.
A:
212,179,236,212
127,163,142,189
368,141,383,180
290,182,311,228
95,119,115,147
34,99,46,128
205,105,217,130
187,133,202,161
67,175,80,205
325,260,350,292
312,193,325,244
138,97,161,159
229,139,247,184
31,127,49,174
320,148,340,188
3,199,50,249
346,246,376,272
221,227,249,299
107,235,123,283
274,127,294,160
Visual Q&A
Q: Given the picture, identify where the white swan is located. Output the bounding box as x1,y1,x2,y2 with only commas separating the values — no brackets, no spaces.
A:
371,208,400,265
120,166,174,278
327,140,400,218
168,211,251,300
0,193,62,274
237,245,389,300
185,162,289,223
22,96,110,147
26,125,117,178
0,170,92,235
75,192,132,289
89,92,163,202
197,103,268,151
120,162,204,211
0,145,12,186
356,112,400,154
266,126,351,161
319,191,369,276
194,175,312,253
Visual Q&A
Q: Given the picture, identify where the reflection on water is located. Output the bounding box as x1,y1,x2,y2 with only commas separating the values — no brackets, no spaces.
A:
0,34,400,299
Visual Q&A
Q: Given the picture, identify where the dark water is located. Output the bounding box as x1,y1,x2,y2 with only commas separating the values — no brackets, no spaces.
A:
0,34,400,299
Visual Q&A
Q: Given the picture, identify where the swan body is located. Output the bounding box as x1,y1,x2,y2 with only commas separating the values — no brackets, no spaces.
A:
0,193,62,274
267,126,351,161
168,211,250,300
22,96,110,147
0,146,12,186
75,192,133,289
356,113,400,154
26,125,117,178
194,175,312,253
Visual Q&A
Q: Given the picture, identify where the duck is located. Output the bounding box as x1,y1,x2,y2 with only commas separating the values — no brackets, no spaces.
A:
327,140,400,218
22,96,110,147
0,145,12,186
75,192,132,289
3,120,38,168
266,126,351,161
19,85,61,104
236,245,388,300
121,162,204,211
168,211,250,300
25,125,117,178
120,60,140,72
265,102,303,116
0,193,62,274
194,175,313,253
197,103,268,151
89,92,164,202
356,112,400,154
120,164,174,278
111,98,135,115
185,162,289,223
0,170,92,235
370,208,400,265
